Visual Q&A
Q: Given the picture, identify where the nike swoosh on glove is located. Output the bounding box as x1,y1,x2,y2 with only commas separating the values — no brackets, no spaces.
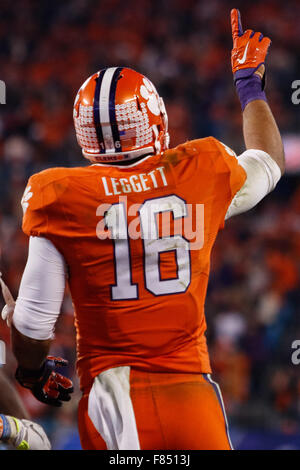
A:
231,8,271,83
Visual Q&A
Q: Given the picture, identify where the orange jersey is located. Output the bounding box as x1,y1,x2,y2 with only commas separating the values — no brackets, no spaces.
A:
22,137,246,392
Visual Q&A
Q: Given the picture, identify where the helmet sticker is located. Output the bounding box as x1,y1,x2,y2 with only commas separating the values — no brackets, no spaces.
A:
140,78,160,116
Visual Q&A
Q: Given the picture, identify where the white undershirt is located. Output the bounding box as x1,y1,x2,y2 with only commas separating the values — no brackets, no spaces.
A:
12,149,281,340
225,149,281,220
13,237,67,340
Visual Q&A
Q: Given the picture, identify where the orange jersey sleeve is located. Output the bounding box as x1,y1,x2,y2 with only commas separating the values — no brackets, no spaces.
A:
209,137,247,199
22,173,48,237
22,168,71,238
203,137,247,228
165,137,246,226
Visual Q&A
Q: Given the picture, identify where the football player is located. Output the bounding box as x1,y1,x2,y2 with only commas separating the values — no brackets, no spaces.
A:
0,369,51,450
8,9,284,449
0,275,51,450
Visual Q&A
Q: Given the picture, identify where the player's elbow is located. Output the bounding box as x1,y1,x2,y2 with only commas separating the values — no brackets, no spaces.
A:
269,143,285,176
278,150,285,176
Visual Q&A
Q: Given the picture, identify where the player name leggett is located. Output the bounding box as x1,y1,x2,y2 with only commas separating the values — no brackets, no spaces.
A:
101,166,168,196
109,455,143,467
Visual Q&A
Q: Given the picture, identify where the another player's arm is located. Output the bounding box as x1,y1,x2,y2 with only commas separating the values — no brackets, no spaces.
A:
0,363,51,449
0,368,29,419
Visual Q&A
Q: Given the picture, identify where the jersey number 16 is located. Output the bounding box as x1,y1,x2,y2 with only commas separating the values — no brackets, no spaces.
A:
104,195,191,300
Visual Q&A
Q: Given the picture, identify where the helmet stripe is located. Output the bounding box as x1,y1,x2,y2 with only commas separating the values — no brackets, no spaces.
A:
93,69,106,154
98,67,118,153
109,67,123,153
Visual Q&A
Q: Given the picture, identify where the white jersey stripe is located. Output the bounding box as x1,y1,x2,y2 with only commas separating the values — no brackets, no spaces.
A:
88,366,140,450
99,67,118,153
205,373,234,450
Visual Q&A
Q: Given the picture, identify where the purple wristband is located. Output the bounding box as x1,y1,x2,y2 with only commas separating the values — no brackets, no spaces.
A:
235,74,267,111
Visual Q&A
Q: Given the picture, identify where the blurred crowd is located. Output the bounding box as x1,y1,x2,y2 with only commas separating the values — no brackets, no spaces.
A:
0,0,300,448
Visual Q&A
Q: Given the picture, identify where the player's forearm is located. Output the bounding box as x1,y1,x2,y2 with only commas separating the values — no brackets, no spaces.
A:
0,370,30,419
11,324,50,370
243,99,285,174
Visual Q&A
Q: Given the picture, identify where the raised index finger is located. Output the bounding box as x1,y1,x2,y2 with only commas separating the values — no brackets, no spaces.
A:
231,8,243,43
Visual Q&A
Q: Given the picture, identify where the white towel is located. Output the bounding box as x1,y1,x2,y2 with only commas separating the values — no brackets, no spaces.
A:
88,366,140,450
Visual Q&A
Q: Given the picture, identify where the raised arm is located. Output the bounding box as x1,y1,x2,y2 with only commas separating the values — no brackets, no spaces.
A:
231,8,284,173
225,9,285,220
243,99,284,174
